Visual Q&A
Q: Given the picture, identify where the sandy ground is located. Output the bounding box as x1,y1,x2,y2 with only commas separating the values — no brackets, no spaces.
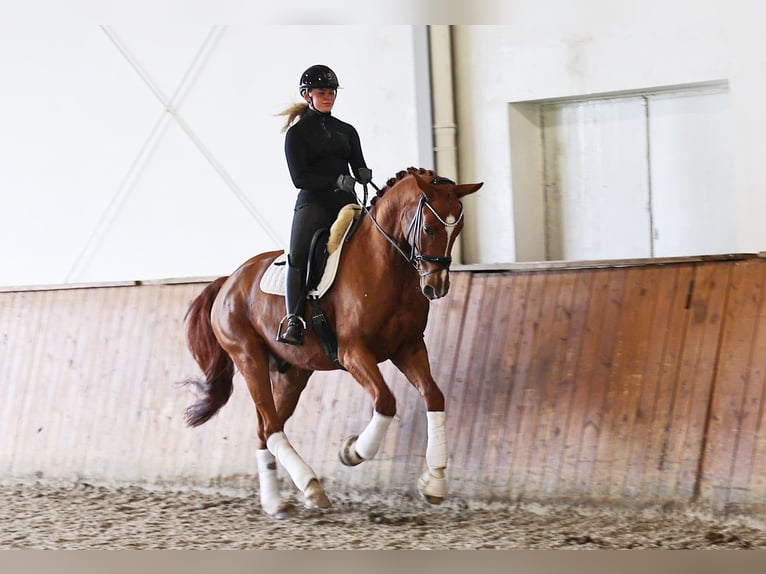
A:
4,481,766,550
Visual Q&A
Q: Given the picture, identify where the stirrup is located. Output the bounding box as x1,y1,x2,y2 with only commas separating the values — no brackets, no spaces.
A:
276,314,307,345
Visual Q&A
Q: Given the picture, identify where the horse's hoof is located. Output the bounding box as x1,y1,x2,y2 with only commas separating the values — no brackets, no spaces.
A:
271,502,296,520
339,435,364,467
420,493,444,505
304,479,332,509
417,469,447,504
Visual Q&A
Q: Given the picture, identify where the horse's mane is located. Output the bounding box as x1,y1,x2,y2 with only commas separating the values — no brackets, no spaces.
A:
370,167,436,206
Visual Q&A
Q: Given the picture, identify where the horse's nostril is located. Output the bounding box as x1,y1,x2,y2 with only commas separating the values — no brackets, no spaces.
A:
423,285,438,300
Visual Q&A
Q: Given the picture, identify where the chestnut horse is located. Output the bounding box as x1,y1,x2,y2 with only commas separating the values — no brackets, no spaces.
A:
182,167,482,517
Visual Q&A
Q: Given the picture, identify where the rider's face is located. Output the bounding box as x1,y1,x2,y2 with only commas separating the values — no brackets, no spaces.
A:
305,88,337,113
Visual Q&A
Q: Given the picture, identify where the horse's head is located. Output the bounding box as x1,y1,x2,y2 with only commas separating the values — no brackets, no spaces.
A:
403,171,482,300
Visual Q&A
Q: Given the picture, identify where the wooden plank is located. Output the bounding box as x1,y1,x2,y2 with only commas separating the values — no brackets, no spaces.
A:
476,272,527,496
661,264,734,500
449,273,495,496
574,268,628,496
724,261,766,508
659,262,730,500
560,271,614,497
743,265,766,511
462,273,512,498
538,269,592,496
507,271,552,497
10,290,56,476
478,272,532,498
699,260,763,508
520,269,577,498
591,266,657,500
624,265,691,499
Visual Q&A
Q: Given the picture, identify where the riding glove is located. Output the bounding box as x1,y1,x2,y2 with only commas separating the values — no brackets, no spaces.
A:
356,167,372,185
336,174,357,194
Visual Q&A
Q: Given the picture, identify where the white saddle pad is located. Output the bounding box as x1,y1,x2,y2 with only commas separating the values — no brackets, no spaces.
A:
259,204,362,299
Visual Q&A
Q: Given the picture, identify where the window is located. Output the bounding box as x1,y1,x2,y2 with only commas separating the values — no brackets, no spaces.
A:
510,83,733,261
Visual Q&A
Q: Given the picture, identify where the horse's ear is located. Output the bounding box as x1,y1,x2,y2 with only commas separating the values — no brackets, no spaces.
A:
411,171,433,195
454,182,483,198
412,172,483,199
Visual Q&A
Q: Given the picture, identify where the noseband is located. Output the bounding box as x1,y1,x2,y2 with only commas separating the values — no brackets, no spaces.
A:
404,193,464,276
360,177,464,277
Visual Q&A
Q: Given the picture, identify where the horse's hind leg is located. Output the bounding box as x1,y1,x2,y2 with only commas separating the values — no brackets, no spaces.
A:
260,363,327,512
270,362,312,423
231,340,330,513
255,443,293,519
391,340,448,504
254,365,315,518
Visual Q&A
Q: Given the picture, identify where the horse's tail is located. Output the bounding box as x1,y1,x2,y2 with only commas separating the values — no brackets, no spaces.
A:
182,276,235,427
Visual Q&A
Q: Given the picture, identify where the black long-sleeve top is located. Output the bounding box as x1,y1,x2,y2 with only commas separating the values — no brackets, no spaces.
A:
284,107,367,193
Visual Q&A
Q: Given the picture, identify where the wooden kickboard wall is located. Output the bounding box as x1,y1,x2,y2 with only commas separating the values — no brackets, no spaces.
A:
2,254,766,512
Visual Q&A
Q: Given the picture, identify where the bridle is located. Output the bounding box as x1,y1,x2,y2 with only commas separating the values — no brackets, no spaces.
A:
358,178,464,277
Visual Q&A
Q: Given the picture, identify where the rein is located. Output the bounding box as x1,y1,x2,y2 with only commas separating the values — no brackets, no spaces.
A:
357,179,463,277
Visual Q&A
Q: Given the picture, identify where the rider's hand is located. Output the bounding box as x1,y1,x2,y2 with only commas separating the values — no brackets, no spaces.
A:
336,174,357,194
356,167,372,185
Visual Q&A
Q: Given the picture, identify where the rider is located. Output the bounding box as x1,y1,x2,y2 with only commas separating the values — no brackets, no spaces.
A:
276,64,372,346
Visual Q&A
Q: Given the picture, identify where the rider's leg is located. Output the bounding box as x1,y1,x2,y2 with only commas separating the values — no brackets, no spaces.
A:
278,256,307,346
277,200,333,346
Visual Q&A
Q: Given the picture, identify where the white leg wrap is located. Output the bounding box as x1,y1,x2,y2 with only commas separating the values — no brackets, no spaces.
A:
354,411,394,460
256,449,283,515
418,411,449,501
426,411,448,471
266,431,316,493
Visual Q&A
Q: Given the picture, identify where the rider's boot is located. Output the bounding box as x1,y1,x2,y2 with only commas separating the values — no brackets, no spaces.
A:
276,260,306,346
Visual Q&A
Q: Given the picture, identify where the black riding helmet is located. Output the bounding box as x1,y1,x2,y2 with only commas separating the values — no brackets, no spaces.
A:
299,64,340,95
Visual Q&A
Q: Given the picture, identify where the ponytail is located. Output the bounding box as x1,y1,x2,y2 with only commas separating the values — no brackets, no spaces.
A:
277,102,309,133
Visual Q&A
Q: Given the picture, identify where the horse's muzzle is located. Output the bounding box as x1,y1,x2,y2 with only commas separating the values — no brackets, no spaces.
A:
417,254,452,300
422,284,439,300
421,274,450,300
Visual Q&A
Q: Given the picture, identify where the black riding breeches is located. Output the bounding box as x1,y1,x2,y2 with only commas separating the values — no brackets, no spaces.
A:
288,189,356,270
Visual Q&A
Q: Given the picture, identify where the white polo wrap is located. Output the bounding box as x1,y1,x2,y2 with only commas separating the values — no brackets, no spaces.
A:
256,449,282,513
266,431,316,492
354,411,394,460
426,410,448,470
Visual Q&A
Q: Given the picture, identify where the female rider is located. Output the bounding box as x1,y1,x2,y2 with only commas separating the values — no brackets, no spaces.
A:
276,64,372,345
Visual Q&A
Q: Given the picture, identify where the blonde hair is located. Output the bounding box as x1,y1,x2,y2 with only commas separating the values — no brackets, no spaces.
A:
276,102,309,133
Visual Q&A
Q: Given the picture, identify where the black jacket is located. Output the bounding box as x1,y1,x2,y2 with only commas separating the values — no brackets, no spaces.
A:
284,108,367,194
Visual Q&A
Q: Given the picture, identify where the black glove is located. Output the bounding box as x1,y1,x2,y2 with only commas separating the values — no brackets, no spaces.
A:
336,174,356,194
356,167,372,185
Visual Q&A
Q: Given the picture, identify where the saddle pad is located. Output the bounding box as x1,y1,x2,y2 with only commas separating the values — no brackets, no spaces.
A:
259,204,362,299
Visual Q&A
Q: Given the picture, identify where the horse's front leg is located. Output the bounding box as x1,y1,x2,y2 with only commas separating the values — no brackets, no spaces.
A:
392,339,448,504
338,346,396,467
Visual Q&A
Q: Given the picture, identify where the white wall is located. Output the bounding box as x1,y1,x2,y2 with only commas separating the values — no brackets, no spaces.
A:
0,25,428,287
6,5,766,285
454,2,766,264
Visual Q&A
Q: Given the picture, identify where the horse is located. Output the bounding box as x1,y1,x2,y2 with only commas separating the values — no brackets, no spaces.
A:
182,167,482,518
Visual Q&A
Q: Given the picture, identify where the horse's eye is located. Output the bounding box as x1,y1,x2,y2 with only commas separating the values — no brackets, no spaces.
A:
423,225,435,236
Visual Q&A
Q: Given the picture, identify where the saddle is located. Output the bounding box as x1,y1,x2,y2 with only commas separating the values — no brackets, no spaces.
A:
259,203,362,298
262,203,362,371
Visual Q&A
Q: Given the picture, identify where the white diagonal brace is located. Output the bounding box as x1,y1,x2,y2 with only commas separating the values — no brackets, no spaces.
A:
103,25,283,246
66,25,282,282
